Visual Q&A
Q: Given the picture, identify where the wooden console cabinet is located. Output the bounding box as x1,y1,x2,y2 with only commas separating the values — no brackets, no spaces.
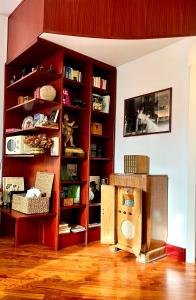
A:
101,174,168,263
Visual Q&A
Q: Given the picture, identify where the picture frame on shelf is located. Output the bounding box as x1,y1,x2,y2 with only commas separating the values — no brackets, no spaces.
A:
48,109,59,123
89,176,101,203
21,116,34,129
101,95,110,113
124,88,172,137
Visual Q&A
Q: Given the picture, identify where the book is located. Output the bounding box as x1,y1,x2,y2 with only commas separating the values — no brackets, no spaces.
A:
70,224,85,233
48,109,59,123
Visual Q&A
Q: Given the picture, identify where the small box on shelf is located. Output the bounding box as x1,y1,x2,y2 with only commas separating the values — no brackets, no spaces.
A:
63,198,74,206
91,122,102,135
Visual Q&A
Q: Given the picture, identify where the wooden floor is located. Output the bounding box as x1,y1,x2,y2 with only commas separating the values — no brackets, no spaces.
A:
0,238,196,300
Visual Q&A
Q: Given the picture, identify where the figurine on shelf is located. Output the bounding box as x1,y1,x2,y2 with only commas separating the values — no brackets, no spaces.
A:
21,68,27,77
39,65,44,71
47,65,56,74
10,74,17,85
62,88,70,105
62,113,78,147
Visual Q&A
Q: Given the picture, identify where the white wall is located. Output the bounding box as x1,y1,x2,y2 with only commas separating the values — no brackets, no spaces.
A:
115,38,196,261
0,15,8,183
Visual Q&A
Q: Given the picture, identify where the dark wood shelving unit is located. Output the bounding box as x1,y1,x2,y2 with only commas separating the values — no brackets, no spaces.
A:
2,38,116,250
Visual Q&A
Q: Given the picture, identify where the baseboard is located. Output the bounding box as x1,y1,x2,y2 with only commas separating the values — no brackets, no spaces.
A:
166,244,186,262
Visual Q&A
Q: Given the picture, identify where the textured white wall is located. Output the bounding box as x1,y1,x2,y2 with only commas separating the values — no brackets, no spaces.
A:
0,15,8,184
115,39,194,259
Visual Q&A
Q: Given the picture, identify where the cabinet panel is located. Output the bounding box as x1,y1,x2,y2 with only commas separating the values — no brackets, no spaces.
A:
101,185,115,244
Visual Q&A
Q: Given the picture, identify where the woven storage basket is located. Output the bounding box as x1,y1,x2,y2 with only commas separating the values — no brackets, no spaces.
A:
12,194,49,214
12,172,54,214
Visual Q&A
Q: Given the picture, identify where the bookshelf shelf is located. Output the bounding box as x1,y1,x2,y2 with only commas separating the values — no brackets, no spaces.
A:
64,77,87,88
5,126,59,135
92,86,109,96
60,204,86,211
89,203,101,207
88,223,101,228
91,134,110,139
61,180,82,185
63,104,87,111
5,154,58,158
90,157,112,161
91,110,109,117
0,208,56,220
6,98,59,113
7,70,62,91
62,156,86,161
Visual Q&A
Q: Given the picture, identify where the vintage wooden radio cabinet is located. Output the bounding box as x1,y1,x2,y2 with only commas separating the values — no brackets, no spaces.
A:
101,174,168,263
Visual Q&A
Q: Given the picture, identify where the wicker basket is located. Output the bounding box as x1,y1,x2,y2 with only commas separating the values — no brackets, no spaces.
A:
12,172,54,214
12,194,49,214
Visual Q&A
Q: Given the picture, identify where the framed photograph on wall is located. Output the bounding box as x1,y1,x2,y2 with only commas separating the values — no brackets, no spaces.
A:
123,88,172,137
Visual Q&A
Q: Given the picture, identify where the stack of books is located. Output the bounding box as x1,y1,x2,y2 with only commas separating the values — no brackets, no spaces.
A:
59,222,71,234
71,224,85,233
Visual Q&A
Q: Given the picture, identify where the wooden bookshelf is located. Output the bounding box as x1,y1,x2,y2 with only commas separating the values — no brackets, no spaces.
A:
2,38,116,250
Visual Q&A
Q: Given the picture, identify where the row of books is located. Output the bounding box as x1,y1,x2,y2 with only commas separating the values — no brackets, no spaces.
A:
64,66,82,82
93,76,107,90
